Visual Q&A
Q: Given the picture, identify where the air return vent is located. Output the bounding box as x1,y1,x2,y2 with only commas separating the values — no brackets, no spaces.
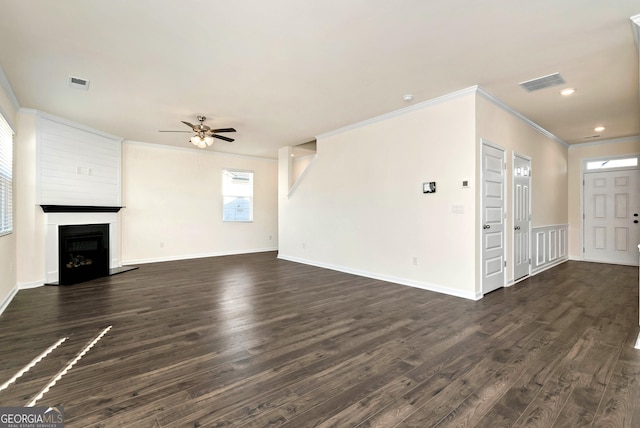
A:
68,76,90,90
519,72,565,92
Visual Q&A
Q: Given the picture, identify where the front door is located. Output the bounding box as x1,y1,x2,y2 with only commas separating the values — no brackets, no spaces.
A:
584,169,640,266
482,141,506,294
513,154,531,281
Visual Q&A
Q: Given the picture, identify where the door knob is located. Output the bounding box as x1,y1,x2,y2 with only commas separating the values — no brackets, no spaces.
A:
483,224,490,229
514,226,521,230
634,220,638,224
634,213,638,217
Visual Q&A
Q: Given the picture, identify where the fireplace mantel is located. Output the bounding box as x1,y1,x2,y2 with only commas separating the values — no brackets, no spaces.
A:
41,205,122,213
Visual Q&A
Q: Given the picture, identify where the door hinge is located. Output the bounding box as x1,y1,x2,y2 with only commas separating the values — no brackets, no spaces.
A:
504,261,507,267
583,247,585,253
528,259,531,265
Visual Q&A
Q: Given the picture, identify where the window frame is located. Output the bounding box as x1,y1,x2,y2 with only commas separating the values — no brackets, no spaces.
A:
0,111,13,237
222,169,254,223
584,155,639,172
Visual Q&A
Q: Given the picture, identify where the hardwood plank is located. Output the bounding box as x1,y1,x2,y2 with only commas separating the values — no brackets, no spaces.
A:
0,254,637,427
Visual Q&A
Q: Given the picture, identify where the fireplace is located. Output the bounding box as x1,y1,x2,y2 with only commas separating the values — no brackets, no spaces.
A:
58,223,110,285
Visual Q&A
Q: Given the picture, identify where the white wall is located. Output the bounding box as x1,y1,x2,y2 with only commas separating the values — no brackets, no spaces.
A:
0,78,18,312
476,94,569,282
121,142,278,264
279,91,478,299
279,88,570,300
567,137,640,259
15,111,46,288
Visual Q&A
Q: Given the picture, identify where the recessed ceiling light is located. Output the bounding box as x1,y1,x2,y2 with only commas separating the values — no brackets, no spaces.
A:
560,88,575,96
594,126,605,132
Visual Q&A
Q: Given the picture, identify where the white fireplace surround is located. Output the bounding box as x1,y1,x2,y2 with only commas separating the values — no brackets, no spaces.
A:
32,111,124,284
45,212,121,284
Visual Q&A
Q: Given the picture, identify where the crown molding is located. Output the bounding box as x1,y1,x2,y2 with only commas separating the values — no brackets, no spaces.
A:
0,65,20,111
568,135,640,148
20,108,123,142
316,86,477,140
316,85,567,148
124,140,277,162
631,14,640,50
475,87,568,147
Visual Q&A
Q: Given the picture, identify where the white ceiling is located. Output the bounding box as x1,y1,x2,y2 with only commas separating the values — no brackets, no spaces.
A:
0,0,638,158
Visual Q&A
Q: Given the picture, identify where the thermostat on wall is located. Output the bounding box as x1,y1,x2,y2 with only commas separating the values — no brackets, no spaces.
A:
423,182,436,193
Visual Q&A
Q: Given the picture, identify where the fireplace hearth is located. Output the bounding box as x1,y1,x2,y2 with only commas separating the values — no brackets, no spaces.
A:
58,223,110,285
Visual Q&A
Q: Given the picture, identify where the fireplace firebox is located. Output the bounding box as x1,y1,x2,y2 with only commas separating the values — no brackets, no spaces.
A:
58,224,110,285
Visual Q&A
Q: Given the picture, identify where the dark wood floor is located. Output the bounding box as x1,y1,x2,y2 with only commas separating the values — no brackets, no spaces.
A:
0,252,639,427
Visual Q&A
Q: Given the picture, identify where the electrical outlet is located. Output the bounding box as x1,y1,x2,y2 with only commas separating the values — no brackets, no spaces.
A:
412,257,418,266
302,242,306,249
160,242,164,248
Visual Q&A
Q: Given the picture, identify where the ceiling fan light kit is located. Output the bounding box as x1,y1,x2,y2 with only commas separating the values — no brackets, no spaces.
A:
162,115,237,149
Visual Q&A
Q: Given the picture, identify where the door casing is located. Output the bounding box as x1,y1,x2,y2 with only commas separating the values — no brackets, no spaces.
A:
481,140,506,295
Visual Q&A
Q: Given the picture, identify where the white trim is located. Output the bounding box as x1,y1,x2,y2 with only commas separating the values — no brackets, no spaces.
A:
277,253,481,301
123,247,278,265
317,86,478,140
315,86,566,149
512,152,532,283
26,109,123,142
288,154,318,198
531,224,569,274
582,154,640,173
475,87,568,147
124,140,278,162
632,14,640,49
0,65,20,112
0,285,19,317
569,135,640,148
18,281,45,290
480,139,507,295
635,331,640,350
580,155,640,264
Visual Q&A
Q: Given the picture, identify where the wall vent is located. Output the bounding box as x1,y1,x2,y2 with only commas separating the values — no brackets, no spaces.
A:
519,72,565,92
68,76,90,90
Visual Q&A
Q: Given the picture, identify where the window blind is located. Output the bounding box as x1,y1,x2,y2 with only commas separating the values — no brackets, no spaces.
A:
0,113,13,235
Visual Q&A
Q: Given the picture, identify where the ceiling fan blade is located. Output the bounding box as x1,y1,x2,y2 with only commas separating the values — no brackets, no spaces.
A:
211,128,236,133
158,130,191,133
181,121,197,130
212,134,235,142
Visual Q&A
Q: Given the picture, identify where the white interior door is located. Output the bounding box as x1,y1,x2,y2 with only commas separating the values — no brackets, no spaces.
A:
513,155,531,281
584,169,639,266
482,142,505,294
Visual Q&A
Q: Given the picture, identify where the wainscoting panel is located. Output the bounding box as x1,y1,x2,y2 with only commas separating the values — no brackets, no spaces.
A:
532,224,568,274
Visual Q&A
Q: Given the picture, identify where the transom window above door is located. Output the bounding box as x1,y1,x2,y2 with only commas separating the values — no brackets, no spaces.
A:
586,156,638,171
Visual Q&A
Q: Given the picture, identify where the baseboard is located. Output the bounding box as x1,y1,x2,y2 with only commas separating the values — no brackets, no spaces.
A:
18,280,45,290
124,247,279,266
531,257,569,276
277,254,481,301
0,285,19,317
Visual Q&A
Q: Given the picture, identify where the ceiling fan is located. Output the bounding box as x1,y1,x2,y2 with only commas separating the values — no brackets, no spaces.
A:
159,115,236,148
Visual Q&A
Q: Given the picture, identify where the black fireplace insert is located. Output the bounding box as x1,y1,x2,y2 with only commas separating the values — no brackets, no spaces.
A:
58,223,110,285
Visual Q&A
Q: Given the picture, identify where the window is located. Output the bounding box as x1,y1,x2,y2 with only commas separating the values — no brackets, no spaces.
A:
586,157,638,171
222,169,253,222
0,113,13,236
